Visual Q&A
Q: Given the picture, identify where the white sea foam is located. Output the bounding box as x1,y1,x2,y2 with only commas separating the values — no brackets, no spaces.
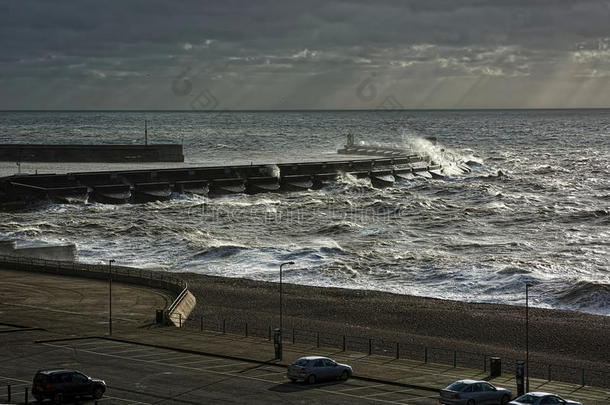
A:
400,131,482,176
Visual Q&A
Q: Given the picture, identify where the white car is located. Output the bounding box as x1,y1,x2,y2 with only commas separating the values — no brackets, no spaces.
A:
439,380,511,405
508,392,582,405
287,356,352,384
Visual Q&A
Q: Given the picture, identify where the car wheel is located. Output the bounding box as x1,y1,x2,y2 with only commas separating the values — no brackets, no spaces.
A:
93,386,105,399
289,378,297,383
500,394,510,405
53,393,64,404
339,371,349,381
307,374,316,384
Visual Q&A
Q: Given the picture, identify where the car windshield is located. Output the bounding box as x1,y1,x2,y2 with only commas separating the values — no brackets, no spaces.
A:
446,381,469,391
294,359,309,366
515,394,536,403
33,374,47,383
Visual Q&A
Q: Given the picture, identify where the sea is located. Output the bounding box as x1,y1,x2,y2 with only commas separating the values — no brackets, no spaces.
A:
1,110,609,315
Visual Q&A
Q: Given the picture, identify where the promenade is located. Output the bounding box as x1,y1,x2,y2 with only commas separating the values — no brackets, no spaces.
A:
0,268,608,404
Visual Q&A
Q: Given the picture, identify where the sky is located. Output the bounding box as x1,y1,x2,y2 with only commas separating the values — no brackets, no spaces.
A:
2,0,610,110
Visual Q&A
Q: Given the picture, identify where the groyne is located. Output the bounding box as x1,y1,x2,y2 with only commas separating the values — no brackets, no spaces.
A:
0,155,445,208
0,144,184,162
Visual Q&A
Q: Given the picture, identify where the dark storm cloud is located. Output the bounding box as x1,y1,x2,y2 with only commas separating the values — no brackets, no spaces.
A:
2,0,610,108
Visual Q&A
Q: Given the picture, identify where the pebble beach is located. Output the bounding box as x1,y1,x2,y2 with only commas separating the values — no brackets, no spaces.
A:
182,272,610,375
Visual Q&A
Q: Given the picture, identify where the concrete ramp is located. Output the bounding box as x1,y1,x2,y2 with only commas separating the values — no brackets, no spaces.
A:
167,290,197,327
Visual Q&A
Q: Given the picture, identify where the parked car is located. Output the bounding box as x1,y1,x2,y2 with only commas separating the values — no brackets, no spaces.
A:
439,379,512,405
508,392,582,405
32,369,106,403
287,356,352,384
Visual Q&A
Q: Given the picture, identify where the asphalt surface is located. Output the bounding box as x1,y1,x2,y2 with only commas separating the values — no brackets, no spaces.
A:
0,327,440,404
0,269,170,334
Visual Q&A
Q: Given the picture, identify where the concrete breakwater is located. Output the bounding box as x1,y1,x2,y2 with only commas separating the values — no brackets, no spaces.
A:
0,155,443,208
0,144,184,162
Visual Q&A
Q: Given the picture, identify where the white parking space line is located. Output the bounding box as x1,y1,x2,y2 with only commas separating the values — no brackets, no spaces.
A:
3,382,29,389
363,388,424,398
69,341,127,349
0,375,29,384
396,394,439,404
178,358,232,365
105,347,162,356
126,351,181,359
238,371,284,379
151,354,203,363
86,345,155,354
196,362,247,370
99,394,152,405
338,383,391,392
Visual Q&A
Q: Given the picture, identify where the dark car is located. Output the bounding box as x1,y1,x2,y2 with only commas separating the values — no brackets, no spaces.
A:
32,369,106,403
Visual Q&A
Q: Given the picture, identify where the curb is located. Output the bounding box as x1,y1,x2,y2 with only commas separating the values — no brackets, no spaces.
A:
35,335,100,344
0,327,45,334
0,321,40,329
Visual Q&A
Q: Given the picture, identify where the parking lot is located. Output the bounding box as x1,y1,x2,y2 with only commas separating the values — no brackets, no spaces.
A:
1,268,606,405
0,330,441,404
40,338,440,404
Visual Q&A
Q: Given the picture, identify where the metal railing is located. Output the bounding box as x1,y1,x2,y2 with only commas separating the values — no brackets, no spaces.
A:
184,315,610,389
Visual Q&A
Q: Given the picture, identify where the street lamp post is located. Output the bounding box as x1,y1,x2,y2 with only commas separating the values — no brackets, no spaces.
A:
279,261,295,360
525,282,533,392
109,259,115,336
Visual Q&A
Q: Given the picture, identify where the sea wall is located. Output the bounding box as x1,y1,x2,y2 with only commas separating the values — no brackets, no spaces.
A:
0,144,184,162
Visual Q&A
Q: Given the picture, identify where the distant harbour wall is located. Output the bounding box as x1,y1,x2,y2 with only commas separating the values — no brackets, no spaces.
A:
0,144,184,162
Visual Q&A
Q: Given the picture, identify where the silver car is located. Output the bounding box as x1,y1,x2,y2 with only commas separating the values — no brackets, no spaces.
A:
287,356,352,384
439,380,512,405
508,392,582,405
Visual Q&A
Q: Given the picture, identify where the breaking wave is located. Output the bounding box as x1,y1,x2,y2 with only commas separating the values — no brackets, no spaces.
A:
555,281,610,314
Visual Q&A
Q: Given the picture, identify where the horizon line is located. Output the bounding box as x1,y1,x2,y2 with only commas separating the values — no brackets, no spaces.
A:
2,107,610,113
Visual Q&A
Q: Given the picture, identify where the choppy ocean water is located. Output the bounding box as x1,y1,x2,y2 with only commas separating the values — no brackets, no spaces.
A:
1,110,609,315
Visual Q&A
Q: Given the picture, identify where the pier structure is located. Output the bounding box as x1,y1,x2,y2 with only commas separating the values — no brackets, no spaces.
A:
0,155,443,208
